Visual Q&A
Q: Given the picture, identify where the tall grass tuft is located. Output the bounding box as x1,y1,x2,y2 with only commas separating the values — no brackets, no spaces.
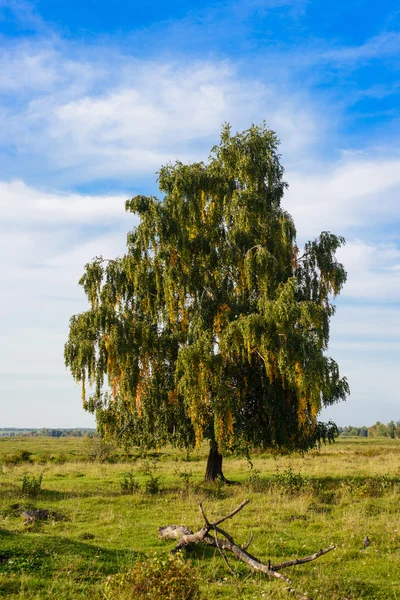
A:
21,471,44,497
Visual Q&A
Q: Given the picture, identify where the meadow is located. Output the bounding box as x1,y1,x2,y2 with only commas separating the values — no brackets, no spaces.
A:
0,435,399,599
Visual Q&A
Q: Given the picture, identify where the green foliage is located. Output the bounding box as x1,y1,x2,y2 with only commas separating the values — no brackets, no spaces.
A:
65,123,348,468
0,554,44,574
273,467,310,494
174,467,193,494
21,471,43,497
3,450,33,466
200,477,226,500
341,473,397,498
142,459,162,495
119,472,140,494
244,468,268,492
339,421,400,438
103,554,201,600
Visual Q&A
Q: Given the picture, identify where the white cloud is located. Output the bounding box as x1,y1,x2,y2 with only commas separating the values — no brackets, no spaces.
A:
0,47,59,92
332,304,400,342
323,303,400,425
337,241,400,302
0,171,132,426
0,179,128,223
0,41,320,184
285,157,400,239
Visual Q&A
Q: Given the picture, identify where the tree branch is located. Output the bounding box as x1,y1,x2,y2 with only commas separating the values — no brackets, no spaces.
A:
242,531,254,550
271,545,336,571
161,500,334,600
214,528,236,575
213,499,250,526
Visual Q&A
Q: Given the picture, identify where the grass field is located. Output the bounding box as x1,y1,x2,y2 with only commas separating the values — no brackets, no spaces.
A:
0,436,399,599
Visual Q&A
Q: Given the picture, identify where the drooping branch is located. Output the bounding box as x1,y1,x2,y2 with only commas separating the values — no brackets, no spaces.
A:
159,500,336,600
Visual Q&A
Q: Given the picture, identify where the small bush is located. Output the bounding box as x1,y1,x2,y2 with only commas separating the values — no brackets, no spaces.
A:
273,467,309,494
51,453,68,465
144,476,161,495
244,468,268,492
36,453,51,465
200,478,226,500
174,467,193,494
103,554,201,600
3,450,33,466
120,472,140,494
341,474,395,498
21,472,43,498
142,459,162,495
380,472,393,492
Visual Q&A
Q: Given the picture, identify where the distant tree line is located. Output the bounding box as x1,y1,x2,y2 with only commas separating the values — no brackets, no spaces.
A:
0,428,95,438
338,421,400,439
1,422,399,440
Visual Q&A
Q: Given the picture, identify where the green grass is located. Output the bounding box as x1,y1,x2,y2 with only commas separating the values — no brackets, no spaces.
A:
1,436,400,598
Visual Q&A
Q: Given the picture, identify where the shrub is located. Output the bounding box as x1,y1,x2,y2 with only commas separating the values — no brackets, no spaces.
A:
120,472,140,494
3,450,33,466
380,472,393,492
273,467,309,494
37,453,51,465
21,472,43,498
103,554,201,600
142,459,162,495
244,468,268,492
174,467,193,494
51,453,68,464
341,474,395,498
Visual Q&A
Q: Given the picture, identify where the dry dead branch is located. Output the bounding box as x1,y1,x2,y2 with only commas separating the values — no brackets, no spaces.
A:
158,499,335,599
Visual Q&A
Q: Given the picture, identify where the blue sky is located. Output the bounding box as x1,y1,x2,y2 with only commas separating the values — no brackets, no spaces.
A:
1,0,400,428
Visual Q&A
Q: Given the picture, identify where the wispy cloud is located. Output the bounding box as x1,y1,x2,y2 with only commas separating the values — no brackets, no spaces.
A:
0,179,129,223
0,42,320,186
0,0,49,33
285,157,400,239
320,32,400,64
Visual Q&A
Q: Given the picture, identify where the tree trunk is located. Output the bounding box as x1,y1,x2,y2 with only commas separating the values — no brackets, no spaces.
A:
205,441,224,481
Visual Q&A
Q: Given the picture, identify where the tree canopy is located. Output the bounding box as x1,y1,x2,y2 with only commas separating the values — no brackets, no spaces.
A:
65,124,349,479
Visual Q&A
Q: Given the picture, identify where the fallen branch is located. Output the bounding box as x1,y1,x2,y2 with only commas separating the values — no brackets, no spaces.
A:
271,546,336,571
159,500,335,600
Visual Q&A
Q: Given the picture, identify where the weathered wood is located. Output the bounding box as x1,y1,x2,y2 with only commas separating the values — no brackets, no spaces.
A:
160,500,336,600
158,525,193,540
271,545,336,571
171,524,210,554
242,531,254,550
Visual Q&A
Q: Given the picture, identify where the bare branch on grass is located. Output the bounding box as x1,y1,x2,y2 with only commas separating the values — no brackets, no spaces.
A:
159,500,335,600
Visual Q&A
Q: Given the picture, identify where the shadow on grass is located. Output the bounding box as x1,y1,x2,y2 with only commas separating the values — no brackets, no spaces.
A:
0,529,14,537
1,486,125,501
0,531,140,578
